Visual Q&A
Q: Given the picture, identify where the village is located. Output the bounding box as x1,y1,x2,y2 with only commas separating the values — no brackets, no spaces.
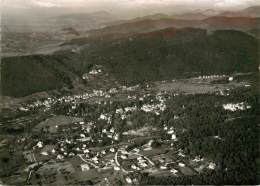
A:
0,64,253,185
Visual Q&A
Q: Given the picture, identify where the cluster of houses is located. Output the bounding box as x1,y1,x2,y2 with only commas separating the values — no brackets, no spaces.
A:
22,88,114,112
215,89,230,96
114,92,168,119
21,81,143,114
18,69,228,185
24,109,218,185
194,74,236,84
82,65,103,80
194,74,227,80
222,102,251,112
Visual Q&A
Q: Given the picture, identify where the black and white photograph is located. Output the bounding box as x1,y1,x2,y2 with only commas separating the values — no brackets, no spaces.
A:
0,0,259,185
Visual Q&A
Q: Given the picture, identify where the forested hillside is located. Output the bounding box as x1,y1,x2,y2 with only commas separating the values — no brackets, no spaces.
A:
1,28,258,97
64,28,258,84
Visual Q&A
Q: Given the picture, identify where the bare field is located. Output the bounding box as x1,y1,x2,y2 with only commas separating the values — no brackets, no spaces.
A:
155,78,246,94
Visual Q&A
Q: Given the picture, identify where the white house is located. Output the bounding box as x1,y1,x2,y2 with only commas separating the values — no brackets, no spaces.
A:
81,164,90,171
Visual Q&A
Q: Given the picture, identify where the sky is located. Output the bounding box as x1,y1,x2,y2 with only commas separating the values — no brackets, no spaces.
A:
3,0,259,9
2,0,260,18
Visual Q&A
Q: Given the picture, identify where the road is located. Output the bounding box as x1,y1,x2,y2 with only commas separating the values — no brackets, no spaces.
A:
115,149,155,174
78,154,99,169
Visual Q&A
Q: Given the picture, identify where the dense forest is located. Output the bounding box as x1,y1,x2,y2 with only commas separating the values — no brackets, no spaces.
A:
1,55,76,97
1,56,65,97
140,87,259,184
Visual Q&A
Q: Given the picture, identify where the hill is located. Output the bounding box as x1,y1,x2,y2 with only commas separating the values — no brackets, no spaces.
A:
204,16,258,31
69,28,258,84
1,56,65,97
1,55,85,97
174,6,260,19
219,6,260,17
86,16,258,38
2,28,258,97
87,18,200,36
173,12,208,20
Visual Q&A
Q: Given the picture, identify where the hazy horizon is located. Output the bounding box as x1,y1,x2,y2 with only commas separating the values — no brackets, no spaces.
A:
3,0,260,18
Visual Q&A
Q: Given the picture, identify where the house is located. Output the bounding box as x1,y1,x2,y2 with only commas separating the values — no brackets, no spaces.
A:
160,165,167,170
208,162,216,170
34,141,43,149
125,177,132,184
80,134,86,138
193,156,204,162
92,157,99,162
41,151,48,156
131,164,137,170
107,134,113,138
121,150,128,155
101,150,106,155
68,152,75,157
131,148,140,153
114,134,119,141
158,158,165,163
178,151,186,157
167,128,175,134
114,166,120,171
57,154,64,160
121,155,127,160
228,77,234,81
77,137,92,142
137,157,143,161
171,134,177,140
110,128,115,133
170,169,178,174
178,162,185,167
81,164,90,171
19,107,29,112
110,148,115,153
139,162,148,168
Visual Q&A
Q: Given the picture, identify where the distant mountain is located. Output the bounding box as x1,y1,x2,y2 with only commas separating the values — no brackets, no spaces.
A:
2,10,120,33
61,27,80,36
56,11,115,21
203,9,221,16
204,16,258,31
53,11,119,31
132,13,171,21
87,18,200,37
83,6,259,38
219,6,260,17
132,11,210,21
173,8,222,20
173,12,208,20
86,16,258,38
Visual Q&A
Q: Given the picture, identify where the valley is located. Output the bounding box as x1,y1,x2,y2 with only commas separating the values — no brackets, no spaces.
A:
0,4,259,185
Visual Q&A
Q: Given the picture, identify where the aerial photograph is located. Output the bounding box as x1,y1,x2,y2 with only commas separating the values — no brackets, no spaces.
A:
0,0,259,185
